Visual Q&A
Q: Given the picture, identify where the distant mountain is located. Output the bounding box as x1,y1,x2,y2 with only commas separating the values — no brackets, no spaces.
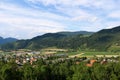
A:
0,37,18,44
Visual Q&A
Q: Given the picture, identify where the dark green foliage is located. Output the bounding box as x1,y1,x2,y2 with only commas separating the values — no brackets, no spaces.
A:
1,32,88,50
1,58,120,80
87,26,120,51
58,31,94,36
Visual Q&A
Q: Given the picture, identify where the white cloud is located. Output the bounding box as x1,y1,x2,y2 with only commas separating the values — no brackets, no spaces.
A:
0,0,120,39
108,11,120,18
0,16,66,39
0,2,68,39
0,2,69,21
105,21,120,29
26,0,120,22
27,0,120,11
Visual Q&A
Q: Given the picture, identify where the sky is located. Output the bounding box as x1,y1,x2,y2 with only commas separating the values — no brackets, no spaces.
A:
0,0,120,39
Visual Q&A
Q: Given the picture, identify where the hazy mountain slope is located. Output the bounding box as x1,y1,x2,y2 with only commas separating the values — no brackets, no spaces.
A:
0,37,18,44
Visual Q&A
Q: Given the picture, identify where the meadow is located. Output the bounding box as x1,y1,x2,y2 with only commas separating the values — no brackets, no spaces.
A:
65,51,120,58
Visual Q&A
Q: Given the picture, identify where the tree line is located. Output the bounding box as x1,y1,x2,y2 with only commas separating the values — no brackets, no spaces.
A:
0,57,120,80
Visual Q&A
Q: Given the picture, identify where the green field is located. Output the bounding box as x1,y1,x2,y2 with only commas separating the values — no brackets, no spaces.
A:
69,51,119,55
67,51,120,57
82,51,120,55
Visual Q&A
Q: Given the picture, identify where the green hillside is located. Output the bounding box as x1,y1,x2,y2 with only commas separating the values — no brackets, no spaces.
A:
1,32,89,50
58,31,94,36
1,26,120,52
87,26,120,51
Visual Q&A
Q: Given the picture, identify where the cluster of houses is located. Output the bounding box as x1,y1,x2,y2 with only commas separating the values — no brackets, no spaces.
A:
0,50,69,65
0,49,120,67
86,57,119,67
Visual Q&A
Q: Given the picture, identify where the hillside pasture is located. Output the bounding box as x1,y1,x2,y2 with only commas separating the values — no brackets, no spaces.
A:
68,51,120,57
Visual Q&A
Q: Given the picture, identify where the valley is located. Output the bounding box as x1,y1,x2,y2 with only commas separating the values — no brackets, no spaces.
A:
0,0,120,79
0,26,120,80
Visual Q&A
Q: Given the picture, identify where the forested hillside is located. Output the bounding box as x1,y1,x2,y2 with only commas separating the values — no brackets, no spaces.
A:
1,32,89,50
1,26,120,52
87,26,120,51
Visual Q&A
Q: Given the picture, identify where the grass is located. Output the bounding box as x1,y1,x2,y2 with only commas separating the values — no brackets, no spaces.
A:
82,51,118,56
41,47,120,57
67,51,120,57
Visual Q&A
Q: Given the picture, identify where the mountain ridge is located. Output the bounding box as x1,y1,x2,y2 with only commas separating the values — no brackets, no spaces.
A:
1,26,120,52
0,37,18,45
57,31,94,36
